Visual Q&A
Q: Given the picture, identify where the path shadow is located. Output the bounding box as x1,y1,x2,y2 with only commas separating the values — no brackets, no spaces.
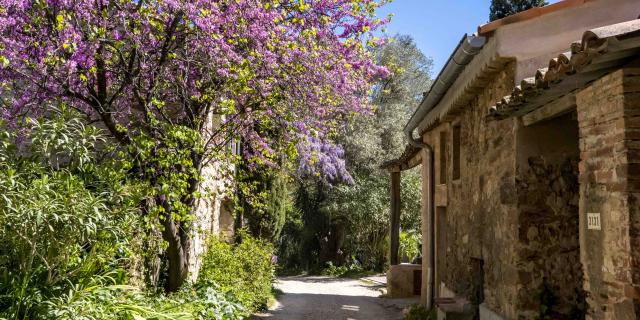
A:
276,275,358,284
251,293,404,320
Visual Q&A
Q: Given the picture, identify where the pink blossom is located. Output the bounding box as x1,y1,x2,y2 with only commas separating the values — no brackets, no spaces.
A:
0,0,389,182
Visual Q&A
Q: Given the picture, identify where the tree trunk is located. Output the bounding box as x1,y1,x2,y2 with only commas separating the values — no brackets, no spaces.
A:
161,213,190,292
160,151,202,293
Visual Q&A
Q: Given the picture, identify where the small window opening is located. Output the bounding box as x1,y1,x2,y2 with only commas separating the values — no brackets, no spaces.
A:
453,125,461,180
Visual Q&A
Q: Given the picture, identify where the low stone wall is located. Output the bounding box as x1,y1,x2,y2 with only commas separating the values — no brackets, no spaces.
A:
387,264,422,298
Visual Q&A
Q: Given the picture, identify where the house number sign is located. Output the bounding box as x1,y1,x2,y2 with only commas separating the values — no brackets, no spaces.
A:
587,213,601,230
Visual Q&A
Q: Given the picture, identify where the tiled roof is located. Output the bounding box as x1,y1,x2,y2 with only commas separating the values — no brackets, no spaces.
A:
489,19,640,119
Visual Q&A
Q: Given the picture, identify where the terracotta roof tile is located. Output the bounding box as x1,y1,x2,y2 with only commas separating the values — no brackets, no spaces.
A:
489,19,640,119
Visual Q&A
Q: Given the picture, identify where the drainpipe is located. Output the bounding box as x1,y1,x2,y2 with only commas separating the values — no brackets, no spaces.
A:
403,34,486,310
407,133,435,310
405,35,486,133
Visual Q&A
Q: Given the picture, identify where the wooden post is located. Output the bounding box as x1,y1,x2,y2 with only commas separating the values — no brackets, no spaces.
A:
420,147,434,308
390,170,401,266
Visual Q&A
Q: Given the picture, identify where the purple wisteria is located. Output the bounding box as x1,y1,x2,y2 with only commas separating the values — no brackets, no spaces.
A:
297,135,353,184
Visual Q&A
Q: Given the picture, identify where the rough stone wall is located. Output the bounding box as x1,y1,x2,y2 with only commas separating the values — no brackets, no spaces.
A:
418,62,640,320
515,113,585,319
188,113,235,282
421,62,520,318
417,63,640,320
188,160,233,282
576,68,640,320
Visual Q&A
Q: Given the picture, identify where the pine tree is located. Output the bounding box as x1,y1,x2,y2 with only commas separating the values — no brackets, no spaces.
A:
490,0,548,21
240,169,292,243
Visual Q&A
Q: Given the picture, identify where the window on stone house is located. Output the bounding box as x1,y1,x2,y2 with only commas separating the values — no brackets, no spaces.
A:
227,139,241,156
453,124,461,180
439,131,447,184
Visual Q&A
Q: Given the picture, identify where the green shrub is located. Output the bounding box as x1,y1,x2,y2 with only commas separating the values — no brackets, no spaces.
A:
0,111,147,319
239,168,292,243
403,304,437,320
399,231,421,263
0,109,248,320
198,233,275,312
40,272,245,320
320,261,365,278
321,262,349,277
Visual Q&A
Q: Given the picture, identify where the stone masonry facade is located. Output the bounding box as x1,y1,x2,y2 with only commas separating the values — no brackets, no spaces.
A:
421,62,523,318
387,6,640,318
421,67,640,319
515,113,585,319
417,64,640,319
577,68,640,319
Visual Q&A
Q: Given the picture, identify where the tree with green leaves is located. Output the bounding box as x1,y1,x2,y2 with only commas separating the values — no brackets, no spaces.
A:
277,34,433,271
0,0,388,292
490,0,549,21
238,169,292,243
326,34,431,269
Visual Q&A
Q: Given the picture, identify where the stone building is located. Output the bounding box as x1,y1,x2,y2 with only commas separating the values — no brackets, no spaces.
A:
188,114,239,282
382,1,640,319
187,157,236,282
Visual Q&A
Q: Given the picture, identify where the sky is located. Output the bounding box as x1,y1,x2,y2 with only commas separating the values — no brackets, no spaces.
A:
376,0,561,74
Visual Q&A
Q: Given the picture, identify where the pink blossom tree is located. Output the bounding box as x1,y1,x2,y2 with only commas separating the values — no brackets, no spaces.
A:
0,0,387,291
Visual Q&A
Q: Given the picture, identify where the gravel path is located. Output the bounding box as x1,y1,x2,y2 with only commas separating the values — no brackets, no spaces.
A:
252,276,404,320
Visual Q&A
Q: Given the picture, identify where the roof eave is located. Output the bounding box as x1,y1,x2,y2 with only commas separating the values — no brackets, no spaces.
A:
404,34,487,137
489,19,640,119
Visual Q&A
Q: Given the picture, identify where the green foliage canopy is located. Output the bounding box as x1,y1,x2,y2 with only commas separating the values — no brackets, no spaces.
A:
489,0,549,21
326,34,431,269
238,169,292,243
277,34,432,272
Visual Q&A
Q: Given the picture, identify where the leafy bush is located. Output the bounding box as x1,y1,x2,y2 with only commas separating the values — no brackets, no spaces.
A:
399,231,422,263
0,110,147,319
320,261,365,278
0,109,251,320
42,273,245,320
403,304,436,320
321,262,350,277
238,168,293,243
198,233,275,312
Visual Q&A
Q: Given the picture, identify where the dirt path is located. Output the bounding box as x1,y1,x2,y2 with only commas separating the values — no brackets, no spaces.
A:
253,276,404,320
